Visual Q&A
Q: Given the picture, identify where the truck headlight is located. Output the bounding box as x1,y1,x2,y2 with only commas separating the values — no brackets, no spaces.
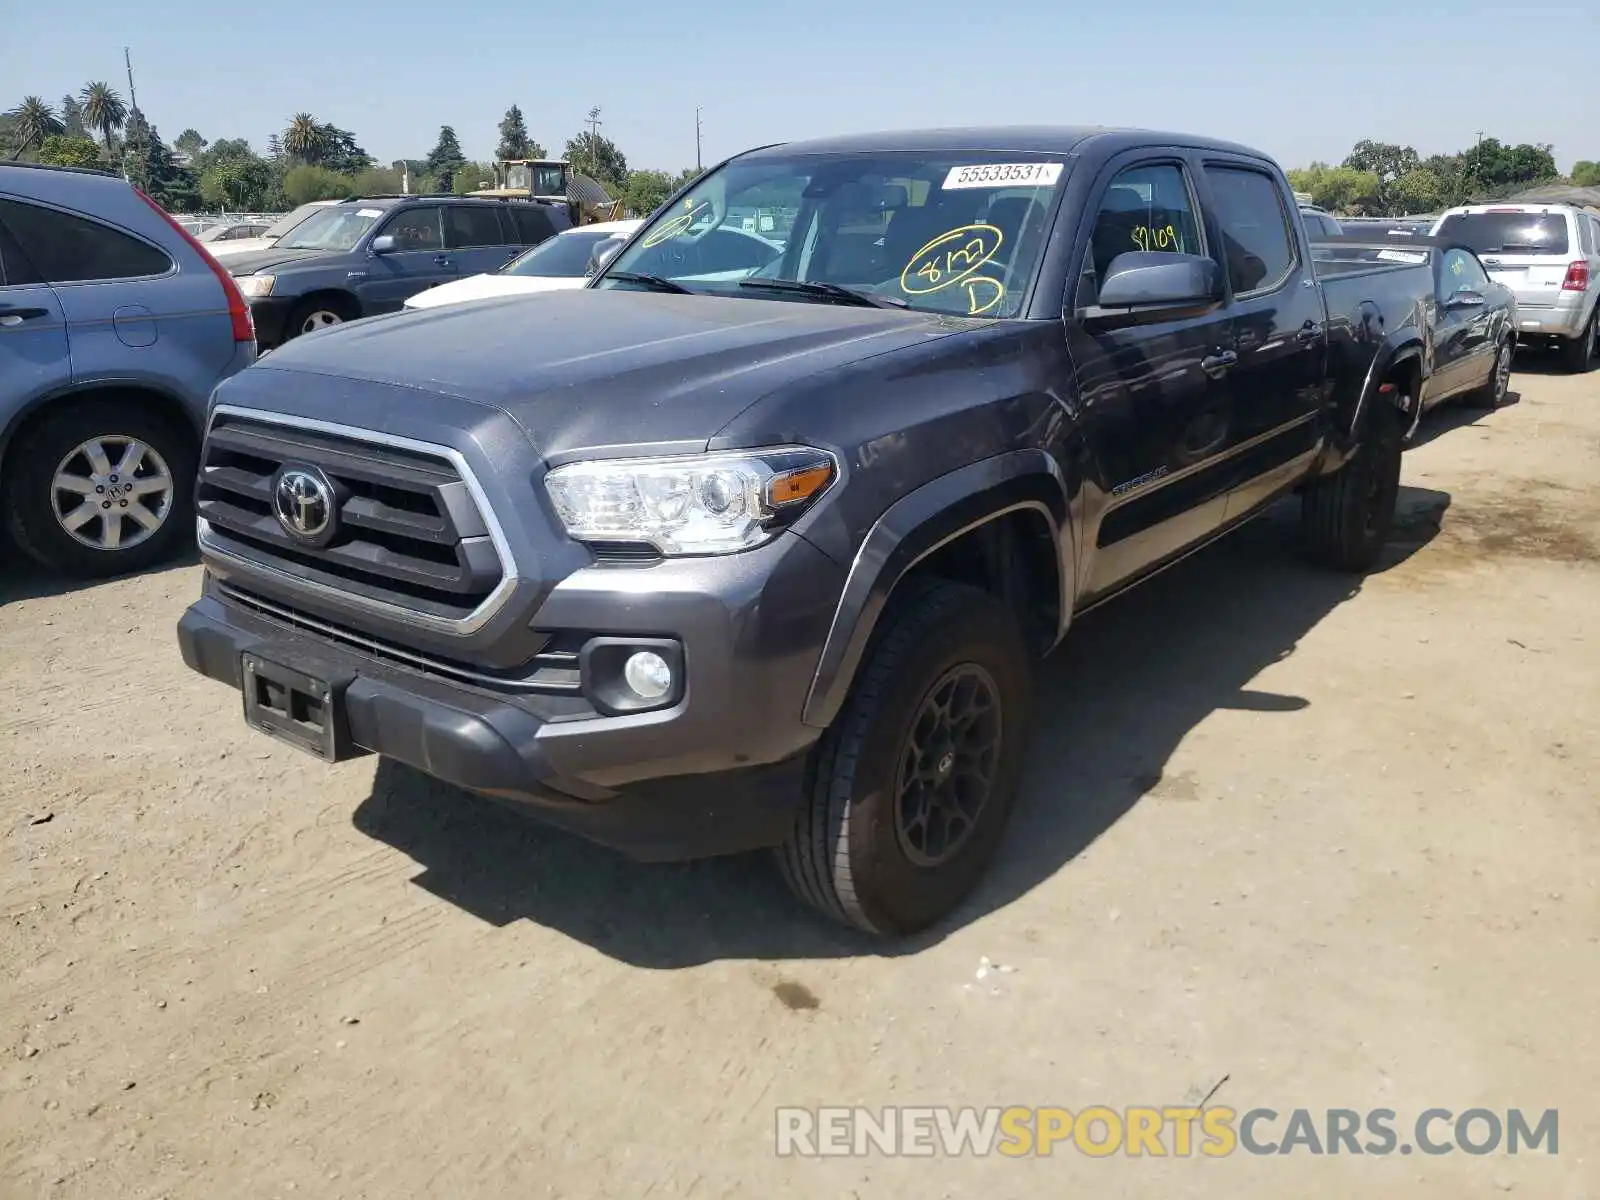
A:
235,274,274,298
544,447,836,555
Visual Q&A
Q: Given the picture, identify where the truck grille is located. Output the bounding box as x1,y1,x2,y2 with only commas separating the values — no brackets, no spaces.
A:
196,412,507,625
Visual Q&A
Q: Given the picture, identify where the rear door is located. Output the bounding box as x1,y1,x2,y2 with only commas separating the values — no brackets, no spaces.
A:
1197,160,1326,518
0,208,70,411
1437,207,1573,313
443,204,521,277
0,197,177,387
355,206,454,312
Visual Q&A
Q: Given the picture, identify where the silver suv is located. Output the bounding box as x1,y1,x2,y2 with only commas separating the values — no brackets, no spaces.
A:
1431,203,1600,371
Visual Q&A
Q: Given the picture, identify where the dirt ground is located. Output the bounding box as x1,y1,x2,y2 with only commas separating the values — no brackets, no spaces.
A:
3,360,1598,1200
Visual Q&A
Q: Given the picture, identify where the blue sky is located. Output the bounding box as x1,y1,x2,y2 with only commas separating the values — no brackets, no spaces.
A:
6,0,1596,173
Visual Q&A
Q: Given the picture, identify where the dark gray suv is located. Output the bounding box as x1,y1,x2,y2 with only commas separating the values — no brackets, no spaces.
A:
227,194,570,348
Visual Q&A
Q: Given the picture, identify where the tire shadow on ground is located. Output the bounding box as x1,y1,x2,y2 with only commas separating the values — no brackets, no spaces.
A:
352,487,1450,967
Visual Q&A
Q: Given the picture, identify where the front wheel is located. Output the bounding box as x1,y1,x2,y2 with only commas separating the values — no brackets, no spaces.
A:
777,579,1033,935
4,400,197,578
1301,400,1404,572
285,296,356,342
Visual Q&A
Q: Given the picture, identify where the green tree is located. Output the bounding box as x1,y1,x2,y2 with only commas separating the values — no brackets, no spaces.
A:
123,115,199,211
673,167,703,189
60,94,88,141
79,81,127,159
173,128,208,161
200,156,275,210
316,124,372,174
1341,140,1420,215
352,166,404,195
36,135,102,169
496,105,544,160
6,96,65,159
1286,163,1380,215
1573,161,1600,188
282,113,326,163
425,126,467,190
450,161,496,195
563,129,628,193
623,169,674,217
1390,168,1445,215
281,164,355,204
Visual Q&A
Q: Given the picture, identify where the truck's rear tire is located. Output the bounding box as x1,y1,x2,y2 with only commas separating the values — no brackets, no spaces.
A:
777,579,1033,936
1301,400,1404,572
1559,312,1596,373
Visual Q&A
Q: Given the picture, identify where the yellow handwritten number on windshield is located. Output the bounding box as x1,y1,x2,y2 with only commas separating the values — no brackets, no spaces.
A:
901,224,1006,313
641,200,710,248
1130,224,1183,253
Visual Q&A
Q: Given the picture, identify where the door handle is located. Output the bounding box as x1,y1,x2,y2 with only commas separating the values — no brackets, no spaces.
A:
1296,321,1323,343
1200,350,1238,376
433,255,452,267
0,305,48,323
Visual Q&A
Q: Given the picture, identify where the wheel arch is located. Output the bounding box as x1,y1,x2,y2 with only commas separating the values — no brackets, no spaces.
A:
1,382,200,488
801,450,1074,730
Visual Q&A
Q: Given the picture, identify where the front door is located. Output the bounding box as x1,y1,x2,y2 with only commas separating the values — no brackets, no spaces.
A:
356,206,456,313
1064,157,1239,597
1428,247,1497,403
1197,161,1326,518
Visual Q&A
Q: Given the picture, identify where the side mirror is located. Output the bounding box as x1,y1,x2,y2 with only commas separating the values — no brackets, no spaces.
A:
1092,252,1220,314
370,235,397,255
588,240,624,276
1444,289,1485,310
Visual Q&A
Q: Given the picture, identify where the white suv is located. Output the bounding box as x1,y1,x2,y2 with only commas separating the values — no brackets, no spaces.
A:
1431,203,1600,372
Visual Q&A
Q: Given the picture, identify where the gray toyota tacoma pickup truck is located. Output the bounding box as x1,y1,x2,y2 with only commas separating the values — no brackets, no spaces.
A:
178,127,1437,935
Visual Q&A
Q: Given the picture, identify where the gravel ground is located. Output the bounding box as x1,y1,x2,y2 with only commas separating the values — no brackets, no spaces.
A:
3,359,1597,1199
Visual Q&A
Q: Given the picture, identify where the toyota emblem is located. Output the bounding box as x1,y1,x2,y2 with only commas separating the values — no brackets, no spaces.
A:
272,465,336,542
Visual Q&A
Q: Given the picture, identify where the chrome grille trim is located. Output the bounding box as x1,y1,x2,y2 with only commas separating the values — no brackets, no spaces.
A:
197,405,520,637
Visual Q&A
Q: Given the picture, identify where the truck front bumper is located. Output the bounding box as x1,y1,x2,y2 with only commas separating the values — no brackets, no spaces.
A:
177,530,845,862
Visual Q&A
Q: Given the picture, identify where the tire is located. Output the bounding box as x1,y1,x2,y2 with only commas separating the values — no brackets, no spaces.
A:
3,399,197,578
1559,311,1596,373
1301,398,1404,573
1465,338,1513,408
777,579,1033,936
285,294,357,342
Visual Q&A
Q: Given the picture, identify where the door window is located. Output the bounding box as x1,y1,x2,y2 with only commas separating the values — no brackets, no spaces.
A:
0,199,172,283
379,207,444,252
1203,166,1297,295
1079,162,1203,305
444,205,507,249
1441,248,1490,293
510,205,560,246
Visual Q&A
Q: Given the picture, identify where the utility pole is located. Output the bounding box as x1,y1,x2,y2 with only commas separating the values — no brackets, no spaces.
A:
695,107,703,173
583,106,602,178
122,46,139,180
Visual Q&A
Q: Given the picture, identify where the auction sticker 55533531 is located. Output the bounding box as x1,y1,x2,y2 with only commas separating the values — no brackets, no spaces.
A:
943,163,1064,190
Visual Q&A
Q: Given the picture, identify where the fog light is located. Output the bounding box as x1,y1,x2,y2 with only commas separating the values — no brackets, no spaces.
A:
623,650,673,700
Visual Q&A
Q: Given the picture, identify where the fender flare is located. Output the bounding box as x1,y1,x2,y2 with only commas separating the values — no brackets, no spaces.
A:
0,378,200,478
800,449,1073,730
1347,331,1427,445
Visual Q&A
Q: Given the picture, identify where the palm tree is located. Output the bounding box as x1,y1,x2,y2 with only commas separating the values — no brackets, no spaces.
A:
79,81,127,158
7,97,65,159
282,113,325,164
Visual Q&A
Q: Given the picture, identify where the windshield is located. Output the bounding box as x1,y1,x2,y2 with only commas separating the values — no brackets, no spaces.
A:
278,208,382,251
502,229,618,278
1436,212,1569,255
598,152,1068,317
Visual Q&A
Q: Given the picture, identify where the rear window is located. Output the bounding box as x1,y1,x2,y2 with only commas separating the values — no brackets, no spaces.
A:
1435,212,1569,256
0,198,173,283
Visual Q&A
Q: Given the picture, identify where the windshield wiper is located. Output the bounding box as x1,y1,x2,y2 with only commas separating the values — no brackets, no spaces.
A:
606,271,695,294
738,278,908,309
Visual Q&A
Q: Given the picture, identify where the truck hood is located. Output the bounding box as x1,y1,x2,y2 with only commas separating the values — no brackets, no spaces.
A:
250,288,970,458
226,247,340,275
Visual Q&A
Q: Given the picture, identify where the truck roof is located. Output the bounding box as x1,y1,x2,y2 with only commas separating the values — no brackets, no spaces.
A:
744,125,1268,161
